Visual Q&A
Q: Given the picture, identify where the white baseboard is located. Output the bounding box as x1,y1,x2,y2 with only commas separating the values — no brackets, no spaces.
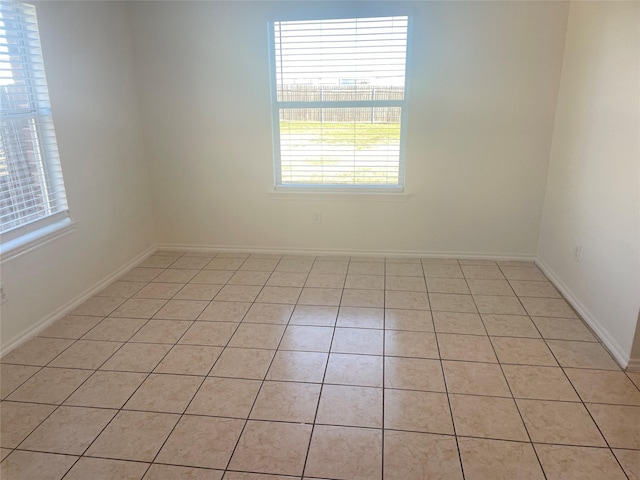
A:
0,244,157,357
627,359,640,372
535,258,630,370
157,243,537,262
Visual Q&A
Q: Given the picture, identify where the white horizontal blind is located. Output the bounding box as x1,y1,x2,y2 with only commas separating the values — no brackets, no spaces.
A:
0,1,68,240
272,16,409,189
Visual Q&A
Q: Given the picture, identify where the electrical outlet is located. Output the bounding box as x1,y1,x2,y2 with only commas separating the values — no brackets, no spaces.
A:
0,284,5,304
314,212,322,224
574,244,582,262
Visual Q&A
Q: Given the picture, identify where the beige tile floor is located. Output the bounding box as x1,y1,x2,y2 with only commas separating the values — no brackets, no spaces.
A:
1,251,639,480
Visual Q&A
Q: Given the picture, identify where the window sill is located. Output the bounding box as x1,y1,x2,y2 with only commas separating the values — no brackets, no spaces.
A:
268,190,411,202
1,217,77,265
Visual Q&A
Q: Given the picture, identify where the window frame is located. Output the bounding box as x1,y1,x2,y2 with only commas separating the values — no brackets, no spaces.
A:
268,14,412,193
0,0,70,252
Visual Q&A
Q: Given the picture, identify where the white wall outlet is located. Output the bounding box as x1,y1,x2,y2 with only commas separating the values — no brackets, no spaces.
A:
314,212,322,224
574,244,582,262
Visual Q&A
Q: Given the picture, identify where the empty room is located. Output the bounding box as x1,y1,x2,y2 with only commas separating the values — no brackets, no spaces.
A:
0,0,638,479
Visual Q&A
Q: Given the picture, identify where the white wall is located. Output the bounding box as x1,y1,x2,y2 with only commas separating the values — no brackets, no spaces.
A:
0,2,155,351
537,1,640,366
129,1,568,256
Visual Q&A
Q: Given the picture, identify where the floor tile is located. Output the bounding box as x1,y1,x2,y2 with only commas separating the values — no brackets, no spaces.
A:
198,301,251,322
386,263,424,276
385,308,433,332
385,275,427,292
48,340,122,369
82,317,147,342
564,368,640,405
467,279,514,296
223,473,295,480
124,373,202,413
173,284,222,301
0,450,77,480
385,290,430,310
154,345,222,375
501,365,579,401
304,425,382,480
255,286,302,304
210,348,275,379
120,267,164,283
154,300,209,320
491,337,557,366
531,317,596,341
170,256,211,270
1,401,56,448
228,323,285,349
64,457,148,480
280,325,334,352
266,351,328,383
384,389,453,434
437,333,497,362
331,327,383,355
229,421,312,476
243,303,294,324
458,437,545,480
340,288,384,308
143,464,223,479
215,285,262,303
520,297,577,318
586,403,640,449
385,330,439,358
111,299,167,319
450,394,528,441
298,287,342,306
384,357,445,391
128,320,191,344
500,266,547,281
276,259,314,273
474,295,526,315
96,281,146,298
228,271,271,286
348,261,384,275
155,415,244,469
613,449,640,480
140,255,179,268
517,399,606,446
306,272,347,288
383,430,463,480
481,314,540,338
1,337,73,366
426,277,470,294
429,293,477,314
433,311,486,335
336,306,384,329
179,322,238,346
546,340,620,370
312,261,349,274
100,343,172,373
86,410,179,462
250,381,321,423
0,364,40,399
70,296,125,317
266,272,309,287
442,361,511,397
344,274,384,290
134,283,183,300
324,353,383,387
153,269,199,283
39,315,102,339
462,265,505,280
186,377,261,418
289,305,338,326
423,264,464,278
205,257,245,270
316,384,383,428
509,280,560,298
65,371,147,408
240,258,279,272
535,444,627,480
191,270,234,285
20,405,116,455
7,367,92,404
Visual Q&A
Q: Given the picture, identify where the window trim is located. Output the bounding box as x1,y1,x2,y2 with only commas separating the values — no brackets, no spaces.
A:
268,15,412,193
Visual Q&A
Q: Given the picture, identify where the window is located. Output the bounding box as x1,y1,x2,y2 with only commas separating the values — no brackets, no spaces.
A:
270,16,410,191
0,1,68,244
